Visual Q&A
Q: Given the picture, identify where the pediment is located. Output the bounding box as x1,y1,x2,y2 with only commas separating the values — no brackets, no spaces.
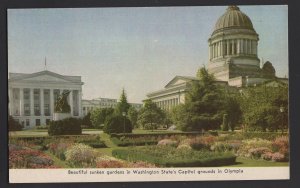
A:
22,74,70,83
165,76,197,88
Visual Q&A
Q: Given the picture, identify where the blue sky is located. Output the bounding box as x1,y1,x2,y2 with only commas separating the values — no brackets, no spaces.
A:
8,5,288,103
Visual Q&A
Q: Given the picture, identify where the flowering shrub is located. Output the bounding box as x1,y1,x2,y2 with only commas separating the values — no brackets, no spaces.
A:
177,144,192,150
211,142,234,153
271,152,285,162
48,141,73,160
248,147,272,159
237,138,272,158
261,152,273,161
65,143,96,167
96,160,126,168
128,161,156,168
272,136,289,160
157,139,178,147
9,145,55,169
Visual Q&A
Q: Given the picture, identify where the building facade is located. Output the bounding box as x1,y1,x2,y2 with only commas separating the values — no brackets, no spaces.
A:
8,70,83,128
147,76,227,111
82,98,143,116
146,5,288,110
208,5,276,86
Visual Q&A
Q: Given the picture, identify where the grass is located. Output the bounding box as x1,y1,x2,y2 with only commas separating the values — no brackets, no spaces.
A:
9,129,102,137
226,157,289,167
44,150,70,168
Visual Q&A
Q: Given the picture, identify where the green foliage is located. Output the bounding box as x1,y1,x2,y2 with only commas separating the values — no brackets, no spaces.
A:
239,85,288,132
48,118,82,136
112,146,236,167
111,137,158,146
223,96,242,131
173,67,226,131
90,108,114,128
8,115,23,131
81,112,93,128
128,106,138,128
137,99,165,131
221,114,229,131
103,115,133,134
115,88,130,115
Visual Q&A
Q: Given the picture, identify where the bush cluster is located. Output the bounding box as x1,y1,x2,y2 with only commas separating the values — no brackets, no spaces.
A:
111,137,157,147
112,146,236,167
48,118,82,136
103,115,132,134
65,143,96,167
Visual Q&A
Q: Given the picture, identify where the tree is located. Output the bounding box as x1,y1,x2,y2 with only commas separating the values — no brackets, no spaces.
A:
239,84,288,132
174,67,225,131
137,99,165,131
8,115,22,131
103,115,132,134
82,112,93,128
128,106,139,128
90,108,114,128
115,88,131,115
223,95,242,131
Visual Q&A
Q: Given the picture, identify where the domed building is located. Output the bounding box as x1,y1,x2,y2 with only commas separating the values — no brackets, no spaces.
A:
208,5,279,87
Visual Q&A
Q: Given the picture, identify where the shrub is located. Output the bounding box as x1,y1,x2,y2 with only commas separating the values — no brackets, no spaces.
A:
248,147,273,159
211,142,235,152
178,136,216,150
271,152,285,162
65,143,96,167
48,141,73,160
96,160,126,168
103,115,132,134
48,118,82,136
272,136,289,160
157,139,178,147
261,152,273,161
237,138,272,158
111,136,158,147
8,115,23,131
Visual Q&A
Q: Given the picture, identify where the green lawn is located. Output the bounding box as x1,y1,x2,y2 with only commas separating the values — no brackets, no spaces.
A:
9,129,102,137
226,157,289,167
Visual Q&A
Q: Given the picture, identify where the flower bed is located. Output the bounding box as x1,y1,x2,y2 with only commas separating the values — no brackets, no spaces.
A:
9,144,57,169
111,137,158,146
112,146,236,167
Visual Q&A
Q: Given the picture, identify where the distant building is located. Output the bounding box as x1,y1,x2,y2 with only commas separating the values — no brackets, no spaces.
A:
147,76,227,111
146,6,288,110
8,70,83,128
82,97,142,116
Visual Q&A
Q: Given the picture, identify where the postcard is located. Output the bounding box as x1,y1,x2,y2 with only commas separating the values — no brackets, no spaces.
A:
8,5,289,183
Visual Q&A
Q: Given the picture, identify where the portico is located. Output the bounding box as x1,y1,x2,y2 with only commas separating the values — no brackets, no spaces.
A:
8,70,84,128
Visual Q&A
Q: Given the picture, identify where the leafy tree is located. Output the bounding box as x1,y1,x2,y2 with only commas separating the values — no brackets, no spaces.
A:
82,112,93,128
115,88,130,115
174,67,225,131
90,108,114,128
8,115,22,131
103,115,132,134
223,95,242,131
128,106,139,128
239,83,288,132
137,99,165,131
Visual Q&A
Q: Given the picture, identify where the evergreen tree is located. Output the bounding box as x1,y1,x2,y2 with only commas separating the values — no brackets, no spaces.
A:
128,106,139,128
116,88,130,115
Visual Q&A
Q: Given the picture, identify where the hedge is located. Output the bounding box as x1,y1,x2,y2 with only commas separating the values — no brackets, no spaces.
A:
110,132,205,139
112,147,236,167
111,137,157,147
48,118,82,136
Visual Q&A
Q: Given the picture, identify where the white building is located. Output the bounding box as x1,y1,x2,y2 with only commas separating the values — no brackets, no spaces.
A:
147,76,227,111
82,97,143,116
8,70,83,128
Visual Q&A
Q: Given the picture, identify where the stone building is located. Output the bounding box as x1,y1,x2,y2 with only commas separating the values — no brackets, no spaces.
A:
147,5,288,110
82,98,143,116
8,70,83,128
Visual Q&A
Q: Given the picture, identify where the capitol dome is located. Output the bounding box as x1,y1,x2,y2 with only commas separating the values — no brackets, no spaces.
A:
213,6,255,33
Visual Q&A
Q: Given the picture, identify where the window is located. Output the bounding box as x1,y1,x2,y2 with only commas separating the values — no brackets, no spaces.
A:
26,119,30,127
34,104,40,116
36,119,40,126
24,104,30,116
44,104,50,116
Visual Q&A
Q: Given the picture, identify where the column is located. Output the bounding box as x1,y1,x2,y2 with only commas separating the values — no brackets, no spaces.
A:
40,88,44,116
240,39,243,54
30,88,34,116
69,90,73,116
8,88,12,115
78,90,82,117
249,40,252,54
232,40,235,55
237,39,240,54
50,89,54,116
209,45,211,60
227,40,230,55
19,88,24,116
220,41,223,56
